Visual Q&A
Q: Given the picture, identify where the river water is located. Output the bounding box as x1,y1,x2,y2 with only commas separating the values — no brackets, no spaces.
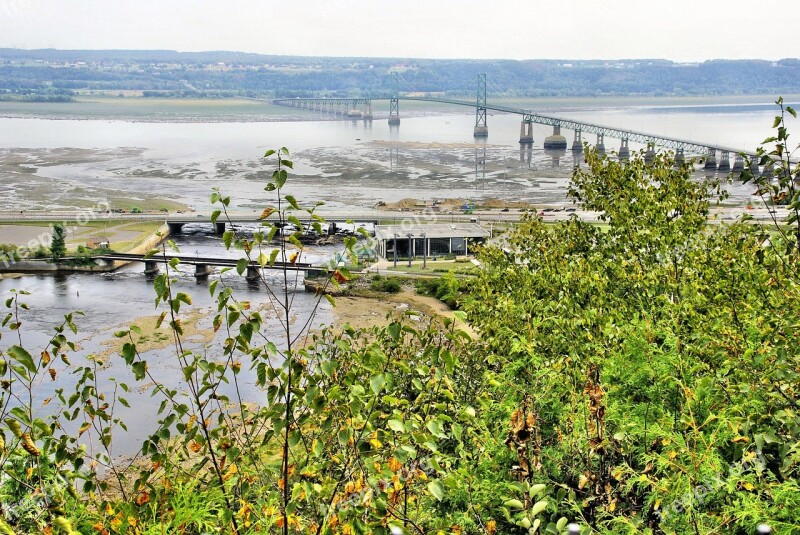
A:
0,97,797,456
1,98,796,211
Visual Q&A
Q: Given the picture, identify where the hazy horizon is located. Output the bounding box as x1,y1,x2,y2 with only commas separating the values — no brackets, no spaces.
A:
3,45,795,64
1,0,797,63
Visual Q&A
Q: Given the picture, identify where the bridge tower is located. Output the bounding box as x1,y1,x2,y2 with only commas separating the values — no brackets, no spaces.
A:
474,73,488,137
388,72,400,125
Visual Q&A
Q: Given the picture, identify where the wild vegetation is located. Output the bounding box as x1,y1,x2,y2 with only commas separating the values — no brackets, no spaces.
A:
1,105,799,534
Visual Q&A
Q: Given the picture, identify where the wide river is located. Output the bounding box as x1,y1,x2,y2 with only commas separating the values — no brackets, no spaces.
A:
0,96,797,457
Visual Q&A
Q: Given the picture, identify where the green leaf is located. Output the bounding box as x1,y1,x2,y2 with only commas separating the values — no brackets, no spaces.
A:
370,373,385,395
504,499,525,509
122,342,136,365
530,499,548,516
529,483,547,498
387,419,405,433
288,215,303,229
285,194,300,210
275,169,287,189
427,480,445,501
222,230,234,249
8,345,35,374
387,322,401,341
131,361,147,381
236,258,248,275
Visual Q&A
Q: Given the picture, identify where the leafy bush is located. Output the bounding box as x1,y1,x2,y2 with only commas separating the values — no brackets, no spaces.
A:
369,274,402,293
415,272,462,308
463,106,800,533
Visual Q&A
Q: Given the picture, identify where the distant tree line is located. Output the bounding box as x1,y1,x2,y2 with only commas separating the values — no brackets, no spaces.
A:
1,49,799,98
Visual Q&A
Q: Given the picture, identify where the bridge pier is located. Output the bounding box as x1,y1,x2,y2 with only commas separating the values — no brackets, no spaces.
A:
595,132,605,154
246,265,261,282
571,129,583,153
750,161,760,176
144,260,160,275
195,264,213,278
363,101,373,120
761,162,774,178
305,268,327,279
519,118,534,144
543,125,567,150
732,154,745,173
674,148,686,167
215,222,226,235
618,138,630,161
645,143,656,164
167,222,184,234
717,151,731,172
704,149,717,170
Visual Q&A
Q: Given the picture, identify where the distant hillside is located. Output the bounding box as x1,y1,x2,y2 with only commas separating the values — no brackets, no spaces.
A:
1,48,799,99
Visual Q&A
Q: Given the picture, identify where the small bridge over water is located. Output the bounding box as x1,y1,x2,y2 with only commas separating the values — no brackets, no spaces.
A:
96,252,322,280
165,214,379,235
272,74,763,173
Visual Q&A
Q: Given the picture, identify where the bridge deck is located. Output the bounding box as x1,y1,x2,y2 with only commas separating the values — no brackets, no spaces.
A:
96,253,316,271
273,96,757,157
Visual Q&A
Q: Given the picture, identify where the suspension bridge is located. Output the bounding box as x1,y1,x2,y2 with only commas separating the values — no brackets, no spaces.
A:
272,74,766,173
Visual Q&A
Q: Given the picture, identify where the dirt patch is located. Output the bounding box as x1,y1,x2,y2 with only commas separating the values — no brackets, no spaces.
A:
329,289,475,338
94,308,215,365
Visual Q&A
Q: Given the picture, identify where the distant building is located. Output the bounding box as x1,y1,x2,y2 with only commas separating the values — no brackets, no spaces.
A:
86,237,110,249
374,223,489,259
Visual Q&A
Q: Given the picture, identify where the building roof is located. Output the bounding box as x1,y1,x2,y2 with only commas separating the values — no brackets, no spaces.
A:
375,223,490,240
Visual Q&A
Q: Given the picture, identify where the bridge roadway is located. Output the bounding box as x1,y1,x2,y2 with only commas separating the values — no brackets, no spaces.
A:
272,96,758,159
95,252,321,279
0,209,490,227
96,253,313,270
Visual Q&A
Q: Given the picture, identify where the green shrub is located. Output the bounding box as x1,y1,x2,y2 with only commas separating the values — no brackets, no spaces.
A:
369,274,402,293
415,272,461,308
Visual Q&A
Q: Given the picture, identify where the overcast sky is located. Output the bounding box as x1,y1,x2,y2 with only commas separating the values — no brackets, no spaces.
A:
0,0,796,61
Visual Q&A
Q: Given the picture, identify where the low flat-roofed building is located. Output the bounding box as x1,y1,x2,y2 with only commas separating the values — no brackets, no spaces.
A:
374,223,490,259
